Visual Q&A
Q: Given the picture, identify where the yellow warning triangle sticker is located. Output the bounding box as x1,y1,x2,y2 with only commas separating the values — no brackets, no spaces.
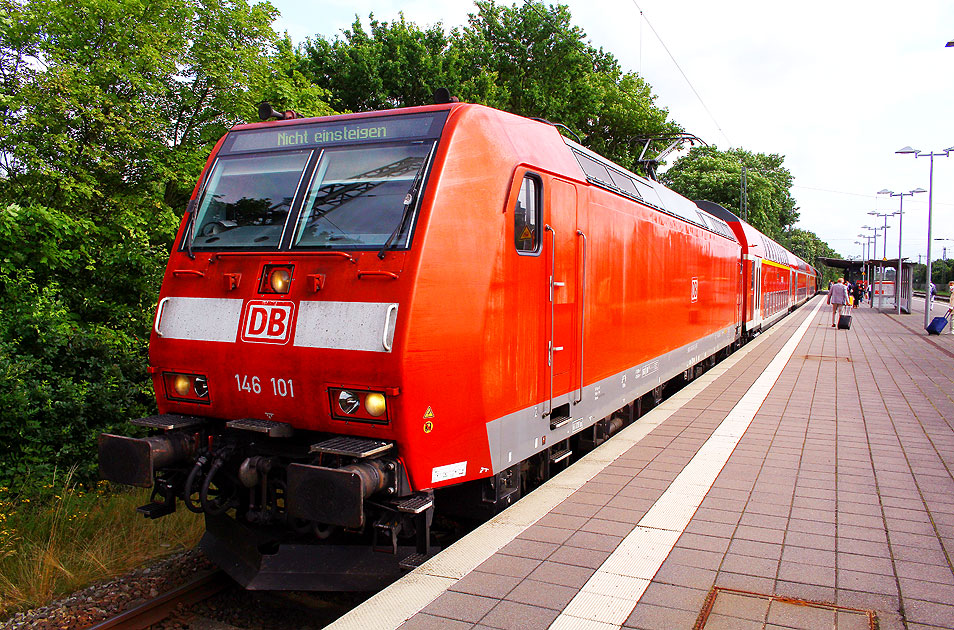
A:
520,226,533,241
423,406,435,419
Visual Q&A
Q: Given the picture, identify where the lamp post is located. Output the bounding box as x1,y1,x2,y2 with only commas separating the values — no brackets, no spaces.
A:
861,225,883,308
867,211,896,310
878,188,926,314
896,146,954,327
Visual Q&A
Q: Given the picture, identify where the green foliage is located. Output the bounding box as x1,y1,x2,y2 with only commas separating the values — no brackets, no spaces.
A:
0,0,332,493
913,259,954,288
662,146,799,240
300,1,680,170
783,227,840,282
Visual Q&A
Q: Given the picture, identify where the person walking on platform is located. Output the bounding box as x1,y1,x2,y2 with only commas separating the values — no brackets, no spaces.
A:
854,282,864,308
828,278,849,327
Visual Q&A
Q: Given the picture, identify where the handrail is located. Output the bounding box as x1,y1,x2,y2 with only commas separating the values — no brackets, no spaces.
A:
172,269,205,278
213,251,356,263
576,230,586,404
382,304,398,352
154,297,171,337
545,224,555,416
358,270,399,280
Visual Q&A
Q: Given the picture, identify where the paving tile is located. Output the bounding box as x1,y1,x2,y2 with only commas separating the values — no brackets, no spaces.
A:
836,568,899,595
781,545,835,567
564,530,624,552
504,579,578,611
580,517,637,537
898,577,954,605
547,545,611,569
720,554,779,579
713,571,774,593
903,599,954,627
778,561,835,588
479,600,559,630
535,513,588,531
450,571,521,599
622,602,699,630
518,525,574,545
835,551,893,575
673,532,731,554
422,591,499,623
526,560,595,588
894,561,954,585
476,554,541,579
638,582,708,612
398,613,474,630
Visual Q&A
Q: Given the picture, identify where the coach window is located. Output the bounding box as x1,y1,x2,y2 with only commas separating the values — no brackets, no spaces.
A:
514,174,541,254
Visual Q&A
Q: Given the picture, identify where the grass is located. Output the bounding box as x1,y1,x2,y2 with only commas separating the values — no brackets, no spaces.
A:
0,471,204,618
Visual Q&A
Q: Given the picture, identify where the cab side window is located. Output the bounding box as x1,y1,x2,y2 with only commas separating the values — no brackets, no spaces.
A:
514,175,541,254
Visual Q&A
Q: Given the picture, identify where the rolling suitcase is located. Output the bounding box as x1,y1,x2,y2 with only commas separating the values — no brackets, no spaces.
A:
837,314,852,330
926,316,948,335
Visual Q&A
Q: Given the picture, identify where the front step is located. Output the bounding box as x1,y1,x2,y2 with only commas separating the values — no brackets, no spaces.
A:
226,418,293,437
131,414,206,430
398,553,431,570
136,501,175,519
394,494,433,514
310,436,394,458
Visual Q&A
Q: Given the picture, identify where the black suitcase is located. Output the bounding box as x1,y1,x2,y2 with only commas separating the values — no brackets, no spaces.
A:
838,314,852,330
926,316,948,335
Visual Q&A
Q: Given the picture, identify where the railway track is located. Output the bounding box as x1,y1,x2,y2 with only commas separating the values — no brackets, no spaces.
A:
86,570,231,630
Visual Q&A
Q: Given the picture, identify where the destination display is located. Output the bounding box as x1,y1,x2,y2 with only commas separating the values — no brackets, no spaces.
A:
223,111,447,154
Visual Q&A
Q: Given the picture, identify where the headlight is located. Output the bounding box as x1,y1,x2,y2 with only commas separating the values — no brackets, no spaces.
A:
163,372,211,404
329,388,390,424
269,268,291,293
259,264,294,294
364,393,387,417
173,375,191,396
337,390,361,415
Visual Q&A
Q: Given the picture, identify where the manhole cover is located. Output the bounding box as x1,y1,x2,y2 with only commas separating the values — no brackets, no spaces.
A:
694,587,877,630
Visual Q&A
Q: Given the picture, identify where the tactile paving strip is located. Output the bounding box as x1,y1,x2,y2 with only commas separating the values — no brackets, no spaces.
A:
693,587,877,630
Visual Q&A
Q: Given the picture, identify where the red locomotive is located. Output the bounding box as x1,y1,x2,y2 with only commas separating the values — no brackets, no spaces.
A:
99,97,816,589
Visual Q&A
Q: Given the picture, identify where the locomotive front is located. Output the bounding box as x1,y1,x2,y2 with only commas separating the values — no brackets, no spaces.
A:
98,106,452,589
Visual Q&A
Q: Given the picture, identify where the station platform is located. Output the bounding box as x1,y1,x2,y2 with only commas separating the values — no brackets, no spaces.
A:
326,296,954,630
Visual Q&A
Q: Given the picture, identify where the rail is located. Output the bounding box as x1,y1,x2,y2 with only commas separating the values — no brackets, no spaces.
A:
86,570,231,630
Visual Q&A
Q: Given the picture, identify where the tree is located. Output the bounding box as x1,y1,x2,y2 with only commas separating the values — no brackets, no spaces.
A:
662,146,799,239
0,0,333,489
300,1,680,171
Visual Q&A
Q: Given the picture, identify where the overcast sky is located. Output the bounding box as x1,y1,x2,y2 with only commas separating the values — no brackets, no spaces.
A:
272,0,954,262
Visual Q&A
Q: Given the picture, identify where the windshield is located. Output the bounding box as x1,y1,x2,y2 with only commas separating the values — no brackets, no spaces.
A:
184,111,447,253
292,143,432,249
191,151,311,249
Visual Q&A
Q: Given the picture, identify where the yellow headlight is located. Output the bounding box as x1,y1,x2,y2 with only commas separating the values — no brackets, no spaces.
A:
269,268,291,293
364,393,387,417
173,375,191,396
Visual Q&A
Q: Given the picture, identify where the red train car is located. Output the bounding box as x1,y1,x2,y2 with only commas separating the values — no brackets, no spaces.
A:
700,202,817,335
100,100,807,589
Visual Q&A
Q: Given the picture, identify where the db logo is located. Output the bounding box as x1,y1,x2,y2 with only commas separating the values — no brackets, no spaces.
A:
241,301,295,344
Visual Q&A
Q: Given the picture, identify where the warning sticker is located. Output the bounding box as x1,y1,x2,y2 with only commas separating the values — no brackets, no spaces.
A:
423,406,435,419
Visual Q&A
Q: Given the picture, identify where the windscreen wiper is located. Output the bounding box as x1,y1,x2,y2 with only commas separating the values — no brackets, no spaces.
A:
184,198,198,260
378,145,435,260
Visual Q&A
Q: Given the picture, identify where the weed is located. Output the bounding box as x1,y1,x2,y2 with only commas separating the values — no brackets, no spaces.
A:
0,471,203,617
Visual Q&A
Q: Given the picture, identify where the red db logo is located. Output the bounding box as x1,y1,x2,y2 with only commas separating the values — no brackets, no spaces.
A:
241,301,295,344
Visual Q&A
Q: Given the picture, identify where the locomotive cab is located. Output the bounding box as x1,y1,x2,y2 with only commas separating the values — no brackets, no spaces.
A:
100,106,455,589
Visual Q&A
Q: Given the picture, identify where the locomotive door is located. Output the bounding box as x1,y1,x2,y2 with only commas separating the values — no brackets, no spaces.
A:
544,180,579,417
